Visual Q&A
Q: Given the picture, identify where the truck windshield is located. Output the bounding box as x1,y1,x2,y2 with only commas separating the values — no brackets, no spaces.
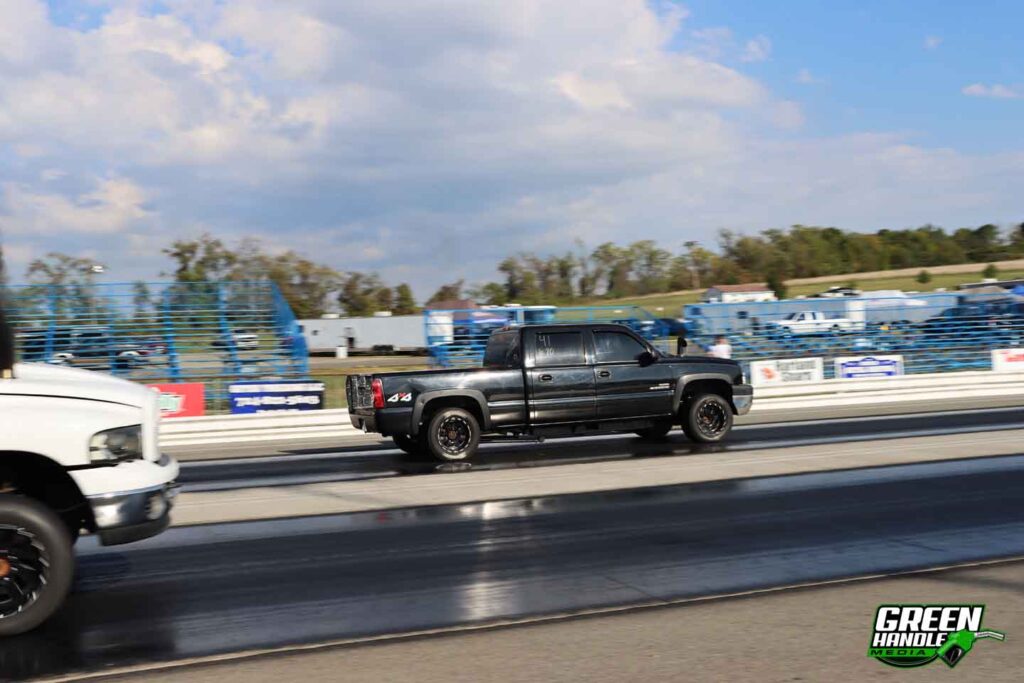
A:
483,331,520,368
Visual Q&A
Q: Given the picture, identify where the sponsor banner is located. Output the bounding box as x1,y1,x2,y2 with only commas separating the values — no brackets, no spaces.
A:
991,348,1024,373
147,383,205,418
834,355,904,379
228,380,325,414
749,357,825,386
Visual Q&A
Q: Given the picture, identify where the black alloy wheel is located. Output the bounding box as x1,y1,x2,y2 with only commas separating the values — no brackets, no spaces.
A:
0,496,74,636
683,393,734,443
426,407,481,462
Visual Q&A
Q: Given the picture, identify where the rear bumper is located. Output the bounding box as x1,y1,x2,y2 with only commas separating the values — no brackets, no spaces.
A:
87,481,180,546
732,384,753,415
349,407,413,436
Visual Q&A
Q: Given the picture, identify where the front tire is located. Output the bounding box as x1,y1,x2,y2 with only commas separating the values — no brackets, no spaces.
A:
0,496,75,637
682,393,734,443
425,408,481,462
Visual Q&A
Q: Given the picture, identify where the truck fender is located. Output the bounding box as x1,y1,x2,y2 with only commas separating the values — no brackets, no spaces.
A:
672,373,735,414
411,390,491,436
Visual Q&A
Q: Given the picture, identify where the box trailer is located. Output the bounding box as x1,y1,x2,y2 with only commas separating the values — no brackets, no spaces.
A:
299,315,425,354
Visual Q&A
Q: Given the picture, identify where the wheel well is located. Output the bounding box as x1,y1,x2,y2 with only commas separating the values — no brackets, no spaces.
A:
682,379,733,410
419,396,485,431
0,452,92,532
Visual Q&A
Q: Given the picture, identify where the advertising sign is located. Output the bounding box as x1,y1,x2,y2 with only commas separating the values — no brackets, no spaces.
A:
992,348,1024,373
749,357,825,386
834,355,904,379
147,383,205,418
228,380,326,414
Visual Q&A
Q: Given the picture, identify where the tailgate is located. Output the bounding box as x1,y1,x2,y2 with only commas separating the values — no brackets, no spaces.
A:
345,374,375,410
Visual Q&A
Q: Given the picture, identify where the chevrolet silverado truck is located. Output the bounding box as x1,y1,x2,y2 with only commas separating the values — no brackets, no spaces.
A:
347,323,753,462
0,302,179,636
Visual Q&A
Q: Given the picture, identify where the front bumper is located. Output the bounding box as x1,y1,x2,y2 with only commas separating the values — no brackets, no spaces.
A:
732,384,753,415
87,480,180,546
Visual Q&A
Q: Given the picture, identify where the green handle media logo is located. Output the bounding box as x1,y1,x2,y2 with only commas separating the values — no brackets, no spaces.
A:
868,604,1005,668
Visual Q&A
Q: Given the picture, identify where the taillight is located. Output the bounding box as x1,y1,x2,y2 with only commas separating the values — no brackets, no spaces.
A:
371,378,385,408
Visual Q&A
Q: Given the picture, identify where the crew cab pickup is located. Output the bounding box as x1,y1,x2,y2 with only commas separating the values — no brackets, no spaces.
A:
767,310,865,335
347,323,753,462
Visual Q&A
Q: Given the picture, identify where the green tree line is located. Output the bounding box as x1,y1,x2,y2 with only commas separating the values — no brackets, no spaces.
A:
12,223,1024,317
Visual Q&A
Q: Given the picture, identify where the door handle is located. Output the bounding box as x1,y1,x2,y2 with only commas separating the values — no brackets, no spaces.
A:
539,374,553,382
598,370,611,378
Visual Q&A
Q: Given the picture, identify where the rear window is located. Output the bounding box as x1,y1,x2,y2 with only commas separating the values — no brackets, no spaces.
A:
534,331,585,367
483,331,520,368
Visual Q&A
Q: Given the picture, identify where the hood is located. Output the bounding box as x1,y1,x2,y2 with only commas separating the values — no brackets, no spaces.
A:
0,362,153,408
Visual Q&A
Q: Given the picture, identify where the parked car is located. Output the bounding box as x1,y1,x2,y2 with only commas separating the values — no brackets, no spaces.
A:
211,329,259,350
813,286,862,298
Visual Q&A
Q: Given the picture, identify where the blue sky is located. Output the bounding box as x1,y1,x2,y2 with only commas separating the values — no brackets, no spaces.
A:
0,1,1021,297
682,0,1022,151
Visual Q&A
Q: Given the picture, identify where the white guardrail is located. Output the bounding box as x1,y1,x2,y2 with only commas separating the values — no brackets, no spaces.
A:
159,371,1024,447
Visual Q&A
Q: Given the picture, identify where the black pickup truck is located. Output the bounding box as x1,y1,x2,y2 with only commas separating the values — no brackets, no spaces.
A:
346,323,752,462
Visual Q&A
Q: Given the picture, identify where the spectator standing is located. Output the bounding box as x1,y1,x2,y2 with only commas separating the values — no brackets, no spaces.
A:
709,336,732,359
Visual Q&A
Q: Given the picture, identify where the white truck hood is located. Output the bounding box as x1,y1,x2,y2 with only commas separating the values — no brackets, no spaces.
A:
0,362,154,408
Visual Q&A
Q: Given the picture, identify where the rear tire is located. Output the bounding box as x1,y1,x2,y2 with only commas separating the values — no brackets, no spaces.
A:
0,496,74,637
682,393,734,443
635,420,673,440
392,434,427,459
425,408,481,462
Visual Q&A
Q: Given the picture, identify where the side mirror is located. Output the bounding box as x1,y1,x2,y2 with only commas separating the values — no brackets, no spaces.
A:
638,350,656,367
676,337,688,356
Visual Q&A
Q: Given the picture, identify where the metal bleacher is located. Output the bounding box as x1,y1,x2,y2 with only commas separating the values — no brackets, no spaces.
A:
5,281,309,407
684,291,1024,378
424,304,671,367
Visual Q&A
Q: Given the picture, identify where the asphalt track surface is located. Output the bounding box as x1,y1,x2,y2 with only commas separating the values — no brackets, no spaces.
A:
4,444,1024,681
178,406,1024,491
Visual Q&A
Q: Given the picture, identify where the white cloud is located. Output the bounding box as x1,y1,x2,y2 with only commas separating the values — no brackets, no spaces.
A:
923,35,943,50
0,1,1022,295
962,83,1023,99
795,68,824,85
0,177,151,236
740,35,772,63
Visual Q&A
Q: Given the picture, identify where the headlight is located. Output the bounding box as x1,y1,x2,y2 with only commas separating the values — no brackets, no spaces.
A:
90,425,143,463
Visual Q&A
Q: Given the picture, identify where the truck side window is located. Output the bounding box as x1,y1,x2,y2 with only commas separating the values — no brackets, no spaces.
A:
483,331,521,368
534,332,584,367
594,331,646,363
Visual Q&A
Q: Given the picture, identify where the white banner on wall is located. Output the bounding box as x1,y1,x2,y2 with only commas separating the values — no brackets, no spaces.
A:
992,348,1024,373
834,355,905,379
749,357,825,386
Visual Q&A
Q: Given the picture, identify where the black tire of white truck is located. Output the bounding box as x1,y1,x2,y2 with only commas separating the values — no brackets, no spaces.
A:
0,495,75,637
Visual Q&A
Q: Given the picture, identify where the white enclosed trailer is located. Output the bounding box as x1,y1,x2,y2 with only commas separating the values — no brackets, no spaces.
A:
299,314,426,354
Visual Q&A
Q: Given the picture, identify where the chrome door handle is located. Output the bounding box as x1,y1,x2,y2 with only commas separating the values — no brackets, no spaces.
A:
598,370,611,378
539,374,553,382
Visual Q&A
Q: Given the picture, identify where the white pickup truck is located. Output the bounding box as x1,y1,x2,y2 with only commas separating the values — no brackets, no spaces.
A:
0,306,178,635
768,310,865,335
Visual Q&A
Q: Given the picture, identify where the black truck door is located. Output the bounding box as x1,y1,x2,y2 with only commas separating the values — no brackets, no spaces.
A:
591,329,673,420
524,329,595,424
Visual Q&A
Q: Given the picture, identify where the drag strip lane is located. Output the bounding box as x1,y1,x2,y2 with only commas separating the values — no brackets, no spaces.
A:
177,406,1024,492
7,454,1024,682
